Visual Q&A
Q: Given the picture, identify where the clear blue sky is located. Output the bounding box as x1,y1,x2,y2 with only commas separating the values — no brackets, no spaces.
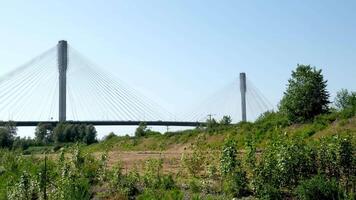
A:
1,1,356,137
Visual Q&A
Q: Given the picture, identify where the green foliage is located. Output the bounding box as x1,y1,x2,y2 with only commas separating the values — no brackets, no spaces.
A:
2,145,95,200
254,135,317,196
279,65,330,123
104,132,117,141
223,169,248,198
137,189,184,200
335,89,356,118
188,178,201,193
135,122,148,137
35,123,54,144
220,115,232,125
12,137,35,150
220,138,238,176
182,135,207,177
7,171,40,200
317,135,355,191
0,128,14,148
143,158,163,188
53,123,97,145
295,175,344,200
244,136,256,170
253,134,355,199
255,110,289,130
206,117,219,132
0,122,17,148
107,160,140,198
220,138,248,197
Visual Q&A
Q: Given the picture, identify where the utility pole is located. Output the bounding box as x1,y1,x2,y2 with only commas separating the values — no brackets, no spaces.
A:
58,40,68,122
240,73,247,122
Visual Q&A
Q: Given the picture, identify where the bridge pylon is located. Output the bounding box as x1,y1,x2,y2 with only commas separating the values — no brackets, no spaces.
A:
58,40,68,122
240,72,247,122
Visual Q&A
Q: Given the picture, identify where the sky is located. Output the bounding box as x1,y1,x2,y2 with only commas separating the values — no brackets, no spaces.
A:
0,0,355,138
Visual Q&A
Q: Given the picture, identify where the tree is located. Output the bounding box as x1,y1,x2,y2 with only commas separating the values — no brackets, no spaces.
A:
279,65,330,123
220,115,232,125
135,122,148,137
53,123,66,143
53,123,97,144
0,122,17,148
35,123,53,144
83,125,97,145
0,128,12,148
334,89,356,110
206,117,218,131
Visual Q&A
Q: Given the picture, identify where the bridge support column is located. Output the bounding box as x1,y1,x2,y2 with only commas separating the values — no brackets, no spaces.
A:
240,73,247,122
58,40,68,122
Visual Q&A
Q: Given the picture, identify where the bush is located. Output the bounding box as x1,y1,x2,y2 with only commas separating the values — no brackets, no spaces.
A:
189,178,201,193
220,138,249,197
137,189,184,200
104,132,117,141
254,135,316,193
181,135,207,177
223,169,248,198
255,111,290,131
256,183,282,200
295,175,344,200
220,138,238,176
317,135,355,191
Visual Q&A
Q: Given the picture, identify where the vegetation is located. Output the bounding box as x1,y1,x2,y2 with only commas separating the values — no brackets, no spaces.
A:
280,65,330,123
0,64,355,199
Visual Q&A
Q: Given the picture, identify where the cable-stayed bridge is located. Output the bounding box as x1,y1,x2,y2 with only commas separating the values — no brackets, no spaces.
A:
0,41,272,127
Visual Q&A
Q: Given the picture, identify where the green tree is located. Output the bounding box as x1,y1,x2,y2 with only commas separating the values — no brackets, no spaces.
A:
135,122,147,137
53,123,97,144
83,125,97,145
220,138,248,197
35,123,53,144
220,138,238,175
220,115,232,125
0,128,12,148
0,122,17,148
334,89,356,111
279,65,330,123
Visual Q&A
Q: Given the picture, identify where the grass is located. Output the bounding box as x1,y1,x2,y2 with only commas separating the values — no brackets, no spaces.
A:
84,115,356,155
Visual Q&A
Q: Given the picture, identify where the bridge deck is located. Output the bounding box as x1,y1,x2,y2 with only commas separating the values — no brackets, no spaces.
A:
0,121,205,127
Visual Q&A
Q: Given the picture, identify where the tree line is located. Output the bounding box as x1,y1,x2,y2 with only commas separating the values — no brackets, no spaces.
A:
0,123,97,150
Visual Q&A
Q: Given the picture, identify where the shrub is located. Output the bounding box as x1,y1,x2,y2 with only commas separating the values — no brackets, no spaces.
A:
256,183,282,200
255,110,290,131
104,132,117,141
137,189,184,200
220,138,238,176
143,158,163,189
295,175,344,200
108,161,140,197
189,178,201,193
223,169,248,198
181,135,207,177
220,138,249,197
317,135,355,193
161,174,176,190
254,136,316,193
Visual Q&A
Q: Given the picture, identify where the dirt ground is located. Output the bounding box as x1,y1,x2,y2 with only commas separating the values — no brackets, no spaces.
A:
93,144,190,174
